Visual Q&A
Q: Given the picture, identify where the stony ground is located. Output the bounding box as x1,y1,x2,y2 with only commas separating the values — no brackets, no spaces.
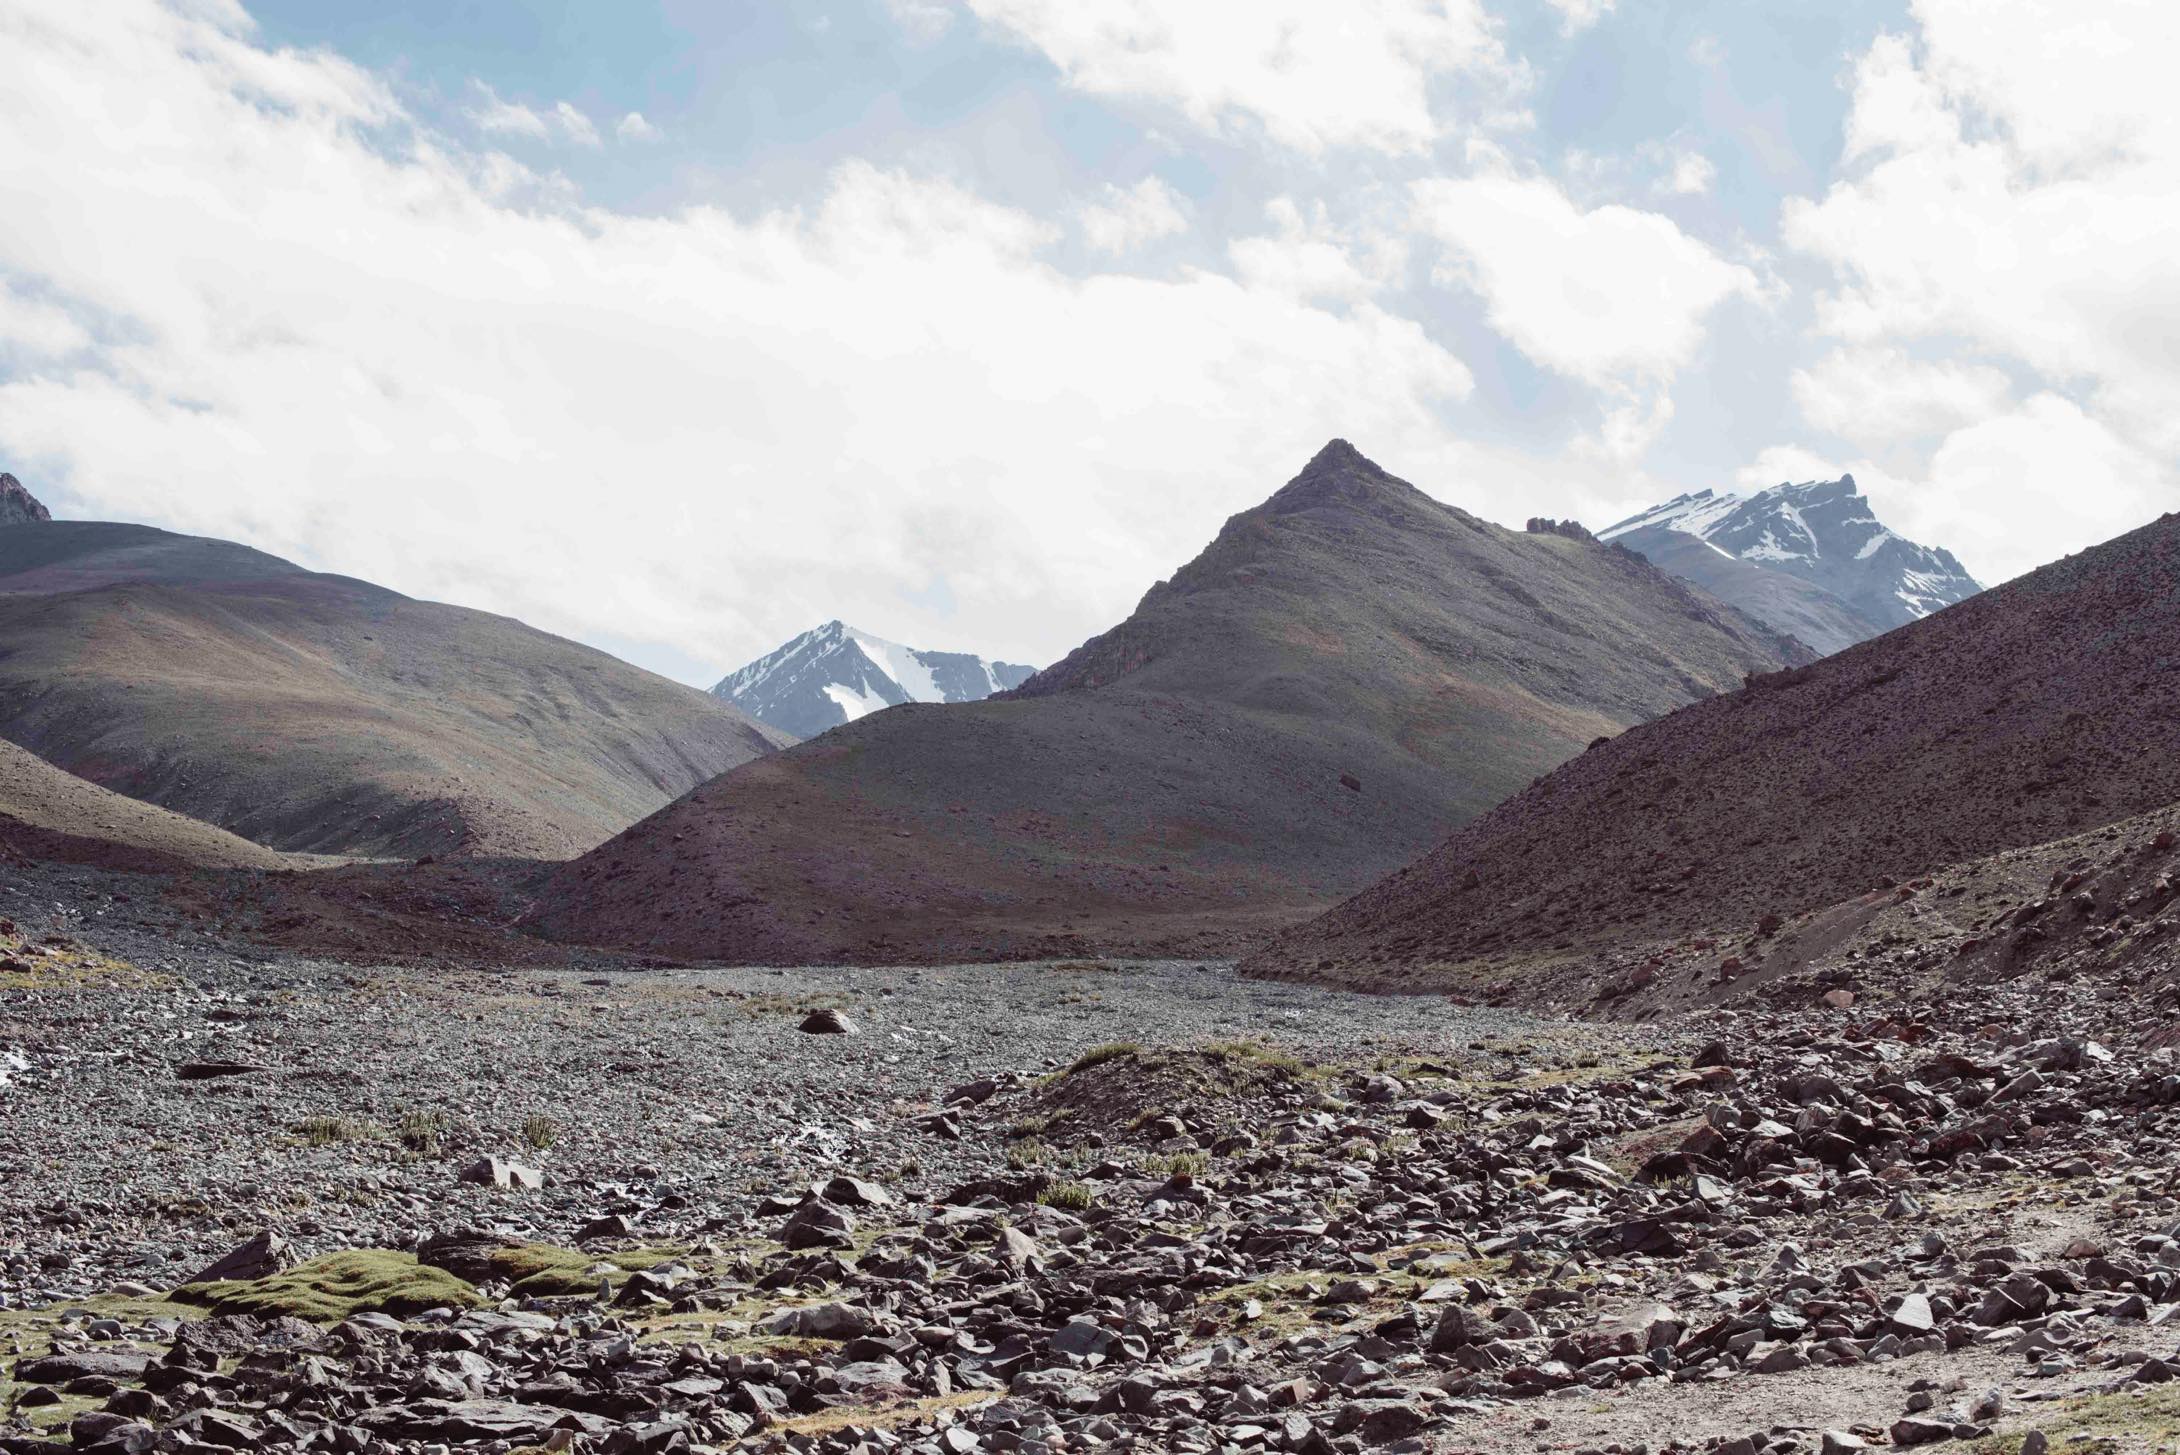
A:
6,858,2180,1455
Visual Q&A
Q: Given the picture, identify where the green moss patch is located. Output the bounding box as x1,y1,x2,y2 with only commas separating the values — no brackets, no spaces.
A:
173,1250,481,1321
486,1243,682,1298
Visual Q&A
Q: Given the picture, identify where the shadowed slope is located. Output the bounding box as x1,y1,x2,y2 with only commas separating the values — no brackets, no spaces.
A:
0,520,788,859
531,441,1807,963
0,737,289,872
1244,510,2180,992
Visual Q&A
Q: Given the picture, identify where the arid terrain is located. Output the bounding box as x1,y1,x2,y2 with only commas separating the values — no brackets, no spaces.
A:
7,851,2180,1455
1246,512,2180,1000
0,522,785,861
529,444,1806,966
6,487,2180,1455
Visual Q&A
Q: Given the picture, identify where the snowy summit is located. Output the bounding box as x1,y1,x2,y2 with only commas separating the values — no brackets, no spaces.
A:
711,620,1037,740
1601,476,1981,654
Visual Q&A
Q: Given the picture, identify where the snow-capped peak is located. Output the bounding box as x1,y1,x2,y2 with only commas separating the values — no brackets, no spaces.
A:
1600,474,1981,643
711,621,1038,741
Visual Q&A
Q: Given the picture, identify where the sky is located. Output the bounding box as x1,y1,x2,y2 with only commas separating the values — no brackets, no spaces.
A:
0,0,2174,685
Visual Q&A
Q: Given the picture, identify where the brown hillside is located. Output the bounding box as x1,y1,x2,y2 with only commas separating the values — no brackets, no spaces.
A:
0,737,289,873
0,520,788,859
1243,510,2180,991
530,441,1807,963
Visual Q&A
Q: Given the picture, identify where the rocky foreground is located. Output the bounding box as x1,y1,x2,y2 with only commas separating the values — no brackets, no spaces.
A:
6,861,2180,1454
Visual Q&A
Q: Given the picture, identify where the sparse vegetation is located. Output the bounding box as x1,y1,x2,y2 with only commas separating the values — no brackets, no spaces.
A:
397,1108,447,1155
1066,1042,1140,1074
296,1114,368,1146
1142,1149,1208,1178
521,1113,559,1150
173,1250,480,1321
1037,1180,1094,1211
486,1243,681,1298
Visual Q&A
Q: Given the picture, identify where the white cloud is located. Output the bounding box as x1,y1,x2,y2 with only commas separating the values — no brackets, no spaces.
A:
1226,198,1405,305
1790,346,2012,449
465,81,599,148
1665,150,1715,196
962,0,1519,155
885,0,957,43
1412,169,1757,454
553,100,600,148
0,281,92,361
1744,393,2167,586
616,111,662,144
1778,2,2180,559
1414,172,1755,387
1542,0,1613,36
1789,6,2180,455
1077,176,1188,254
466,81,549,139
0,0,1490,676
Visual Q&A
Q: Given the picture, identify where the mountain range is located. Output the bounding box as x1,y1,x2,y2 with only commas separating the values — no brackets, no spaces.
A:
528,441,1809,964
1247,505,2180,999
1599,476,1981,655
712,621,1035,740
0,481,785,860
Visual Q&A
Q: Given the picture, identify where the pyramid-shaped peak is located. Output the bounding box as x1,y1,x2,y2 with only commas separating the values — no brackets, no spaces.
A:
1265,438,1422,515
0,472,52,526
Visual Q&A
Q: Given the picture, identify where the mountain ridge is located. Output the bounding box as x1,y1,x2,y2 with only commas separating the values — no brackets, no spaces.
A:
530,440,1809,964
0,508,787,861
1244,508,2180,996
1600,476,1980,654
713,620,1035,739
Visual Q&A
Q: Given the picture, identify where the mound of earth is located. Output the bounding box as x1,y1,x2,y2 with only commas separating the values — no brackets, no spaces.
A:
0,518,788,859
1021,1041,1322,1148
0,737,289,873
531,440,1807,963
1244,509,2180,996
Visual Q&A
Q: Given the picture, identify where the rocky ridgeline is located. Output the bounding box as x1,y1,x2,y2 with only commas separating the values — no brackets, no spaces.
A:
7,943,2180,1455
0,475,50,528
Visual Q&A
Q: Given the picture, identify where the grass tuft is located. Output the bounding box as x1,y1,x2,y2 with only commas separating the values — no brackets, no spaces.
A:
397,1109,447,1156
1066,1042,1140,1075
1037,1180,1094,1211
296,1115,368,1147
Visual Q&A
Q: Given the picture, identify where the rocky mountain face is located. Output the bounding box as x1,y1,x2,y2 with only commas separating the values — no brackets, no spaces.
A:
1245,508,2180,998
530,440,1808,965
0,472,52,525
0,519,788,860
712,621,1036,740
1601,477,1981,655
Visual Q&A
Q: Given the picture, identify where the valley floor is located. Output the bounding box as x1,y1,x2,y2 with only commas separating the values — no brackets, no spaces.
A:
4,858,2180,1454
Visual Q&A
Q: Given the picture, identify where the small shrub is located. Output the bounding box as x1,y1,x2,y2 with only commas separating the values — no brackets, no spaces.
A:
1005,1139,1049,1171
1144,1150,1208,1178
1038,1181,1094,1212
397,1109,448,1156
297,1116,366,1147
1202,1040,1307,1077
521,1114,559,1151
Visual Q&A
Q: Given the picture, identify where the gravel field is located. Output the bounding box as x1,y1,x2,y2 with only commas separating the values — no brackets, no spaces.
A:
1,858,1608,1309
7,856,2180,1455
